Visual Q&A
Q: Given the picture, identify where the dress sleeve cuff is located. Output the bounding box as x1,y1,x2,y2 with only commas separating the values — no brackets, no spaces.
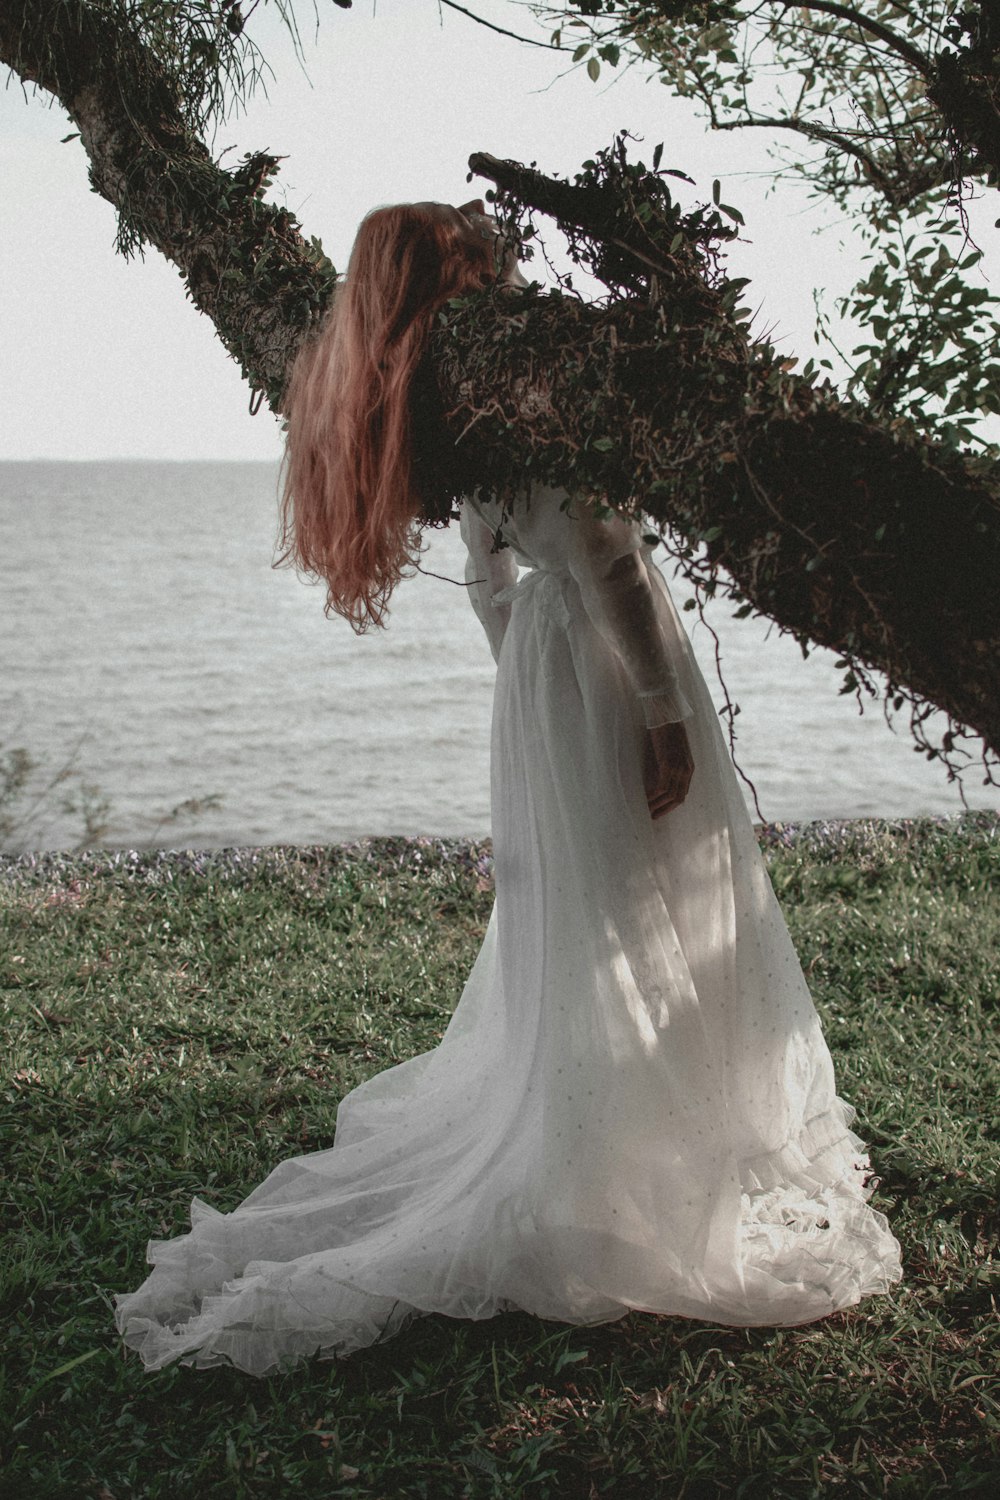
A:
637,683,694,727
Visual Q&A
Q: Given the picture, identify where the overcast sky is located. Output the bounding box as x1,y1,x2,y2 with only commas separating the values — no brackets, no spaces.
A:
0,0,917,462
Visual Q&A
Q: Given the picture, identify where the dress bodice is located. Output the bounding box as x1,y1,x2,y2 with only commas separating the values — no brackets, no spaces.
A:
460,487,693,727
465,487,634,575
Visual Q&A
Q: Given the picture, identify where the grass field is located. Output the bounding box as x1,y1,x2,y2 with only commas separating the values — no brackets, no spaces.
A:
1,816,998,1498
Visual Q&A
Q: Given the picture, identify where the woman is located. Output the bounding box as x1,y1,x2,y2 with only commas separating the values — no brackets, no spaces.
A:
116,200,902,1374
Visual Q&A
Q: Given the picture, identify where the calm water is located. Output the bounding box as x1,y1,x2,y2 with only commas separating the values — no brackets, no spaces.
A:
1,461,996,850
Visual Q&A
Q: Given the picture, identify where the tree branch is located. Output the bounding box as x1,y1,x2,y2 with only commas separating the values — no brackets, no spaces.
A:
461,150,1000,758
779,0,934,77
711,114,899,196
624,0,1000,186
437,0,562,49
710,111,953,205
2,0,999,762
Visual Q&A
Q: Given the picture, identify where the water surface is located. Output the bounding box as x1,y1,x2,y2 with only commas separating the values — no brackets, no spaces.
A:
1,461,994,849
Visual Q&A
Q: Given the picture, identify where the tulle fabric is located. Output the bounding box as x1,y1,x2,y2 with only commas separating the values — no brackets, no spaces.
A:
115,492,901,1375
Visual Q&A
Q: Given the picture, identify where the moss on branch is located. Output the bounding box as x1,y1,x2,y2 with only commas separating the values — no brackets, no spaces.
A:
1,3,998,773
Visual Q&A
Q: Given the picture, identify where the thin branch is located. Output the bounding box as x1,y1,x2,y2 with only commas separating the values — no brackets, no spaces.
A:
876,1,926,24
877,0,953,49
698,606,766,821
437,0,562,50
781,0,934,77
711,114,900,197
855,24,910,167
416,563,478,586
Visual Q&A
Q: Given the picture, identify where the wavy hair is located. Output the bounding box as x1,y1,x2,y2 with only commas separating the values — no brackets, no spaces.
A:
278,203,495,630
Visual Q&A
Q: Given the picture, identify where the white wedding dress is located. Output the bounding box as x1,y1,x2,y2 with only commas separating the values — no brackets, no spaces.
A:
116,488,902,1374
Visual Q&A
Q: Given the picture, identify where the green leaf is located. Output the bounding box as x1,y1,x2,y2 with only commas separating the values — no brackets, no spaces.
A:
587,56,601,81
553,1347,590,1373
19,1348,103,1410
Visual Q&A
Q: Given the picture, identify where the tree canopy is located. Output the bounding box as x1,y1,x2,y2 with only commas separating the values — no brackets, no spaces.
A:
1,0,997,784
551,1,1000,450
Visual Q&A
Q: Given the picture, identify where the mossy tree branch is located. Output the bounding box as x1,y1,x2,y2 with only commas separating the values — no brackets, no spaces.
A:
441,150,1000,765
2,0,999,768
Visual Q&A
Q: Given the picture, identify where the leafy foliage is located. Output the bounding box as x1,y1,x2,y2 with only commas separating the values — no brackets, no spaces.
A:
544,2,1000,450
438,133,754,515
77,1,303,135
833,206,1000,443
553,3,955,203
435,137,1000,781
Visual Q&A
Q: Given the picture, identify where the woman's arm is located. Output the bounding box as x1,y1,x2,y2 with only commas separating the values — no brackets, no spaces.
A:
460,502,519,664
566,503,693,727
566,502,694,819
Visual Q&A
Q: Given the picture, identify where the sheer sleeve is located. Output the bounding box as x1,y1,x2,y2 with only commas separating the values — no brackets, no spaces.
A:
566,502,693,726
460,502,519,664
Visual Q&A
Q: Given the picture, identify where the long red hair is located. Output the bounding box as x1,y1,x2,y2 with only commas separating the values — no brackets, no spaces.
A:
278,203,494,629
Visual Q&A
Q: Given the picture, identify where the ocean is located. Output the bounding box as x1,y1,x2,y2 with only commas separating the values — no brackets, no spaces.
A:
2,461,995,851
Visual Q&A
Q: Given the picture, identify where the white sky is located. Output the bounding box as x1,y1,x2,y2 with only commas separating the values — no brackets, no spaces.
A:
0,0,901,461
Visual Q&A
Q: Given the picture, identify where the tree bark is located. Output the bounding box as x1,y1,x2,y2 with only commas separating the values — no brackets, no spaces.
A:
2,0,999,762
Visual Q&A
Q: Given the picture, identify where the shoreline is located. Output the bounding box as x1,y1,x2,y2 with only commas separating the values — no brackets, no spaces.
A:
0,810,996,886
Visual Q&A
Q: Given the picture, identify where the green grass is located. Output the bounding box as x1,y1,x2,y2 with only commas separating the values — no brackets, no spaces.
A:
1,819,998,1499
